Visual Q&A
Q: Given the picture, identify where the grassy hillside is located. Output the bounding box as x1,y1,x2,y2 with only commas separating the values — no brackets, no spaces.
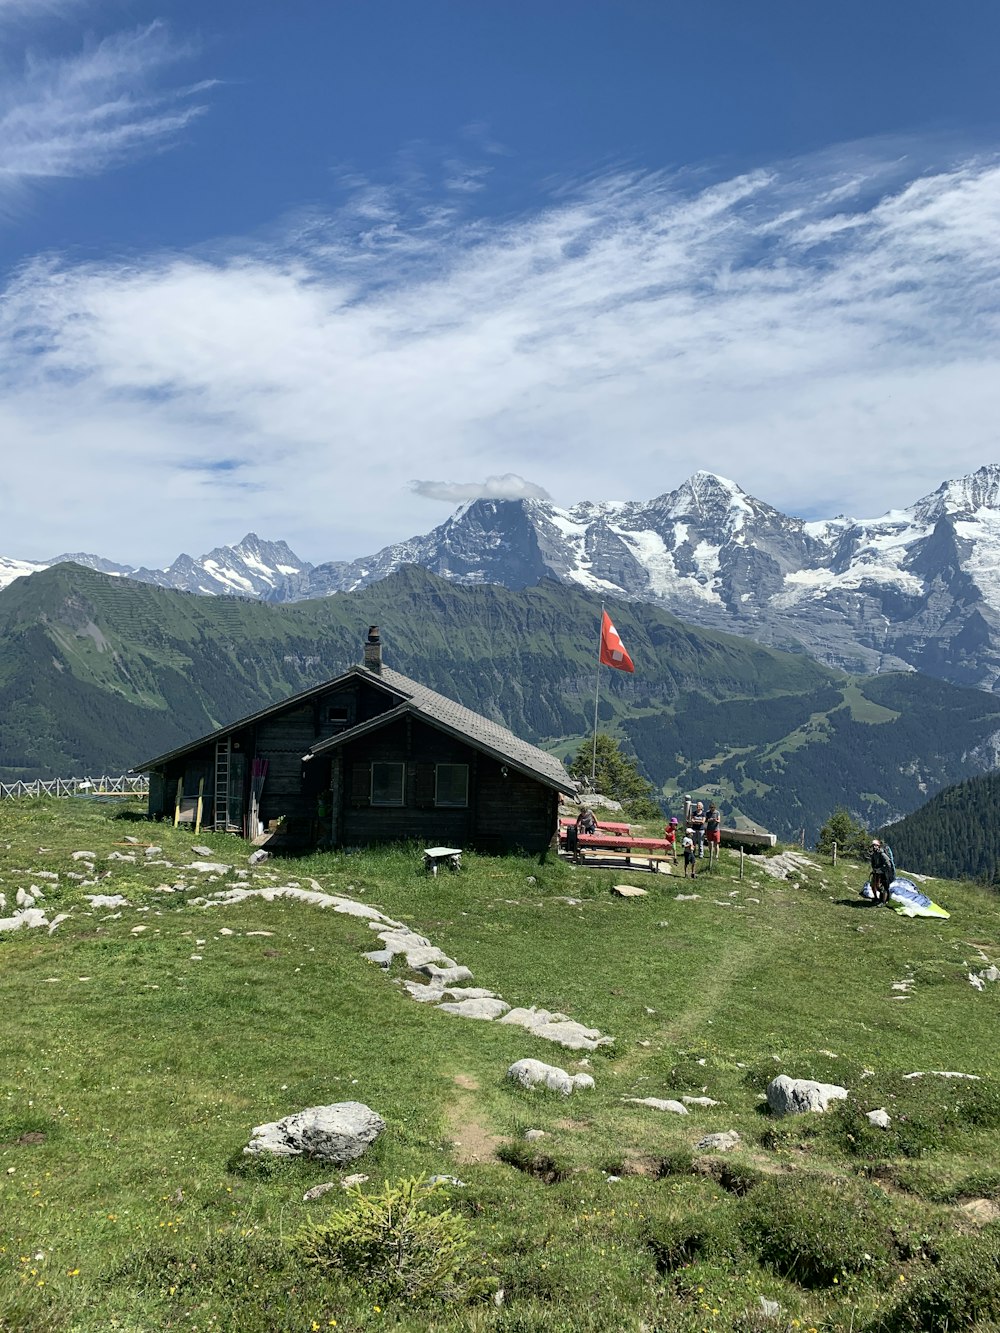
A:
1,798,998,1331
4,563,1000,840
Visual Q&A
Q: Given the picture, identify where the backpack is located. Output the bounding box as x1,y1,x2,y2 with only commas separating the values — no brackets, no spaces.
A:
883,844,896,883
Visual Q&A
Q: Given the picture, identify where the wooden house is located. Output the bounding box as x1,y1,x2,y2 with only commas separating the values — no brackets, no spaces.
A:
134,627,575,854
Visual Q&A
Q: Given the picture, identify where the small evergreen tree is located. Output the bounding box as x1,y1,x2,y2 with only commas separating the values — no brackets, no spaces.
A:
816,807,870,858
568,733,663,821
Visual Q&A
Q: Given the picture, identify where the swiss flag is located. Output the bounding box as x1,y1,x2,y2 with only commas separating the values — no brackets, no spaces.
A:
599,610,635,673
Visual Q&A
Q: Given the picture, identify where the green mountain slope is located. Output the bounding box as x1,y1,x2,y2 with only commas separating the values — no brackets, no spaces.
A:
3,562,1000,840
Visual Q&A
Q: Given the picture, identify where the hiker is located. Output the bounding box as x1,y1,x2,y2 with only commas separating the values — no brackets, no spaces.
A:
689,801,707,857
576,807,598,836
705,803,721,859
869,838,895,906
663,815,679,863
682,828,697,878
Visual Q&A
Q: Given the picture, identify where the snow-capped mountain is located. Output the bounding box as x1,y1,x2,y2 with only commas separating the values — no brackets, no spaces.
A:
0,534,313,601
6,466,1000,689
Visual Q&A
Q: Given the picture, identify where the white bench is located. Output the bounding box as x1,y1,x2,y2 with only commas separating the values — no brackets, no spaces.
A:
423,846,462,876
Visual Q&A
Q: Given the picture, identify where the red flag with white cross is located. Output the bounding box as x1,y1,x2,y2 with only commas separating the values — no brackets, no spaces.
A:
599,610,634,672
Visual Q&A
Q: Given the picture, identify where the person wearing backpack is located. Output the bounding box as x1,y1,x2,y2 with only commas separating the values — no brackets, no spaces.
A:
869,838,896,906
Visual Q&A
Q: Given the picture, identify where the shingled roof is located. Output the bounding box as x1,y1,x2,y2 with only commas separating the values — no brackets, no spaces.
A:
307,664,575,793
134,659,575,796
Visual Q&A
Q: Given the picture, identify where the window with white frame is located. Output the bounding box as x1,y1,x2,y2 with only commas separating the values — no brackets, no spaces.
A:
371,761,405,806
435,763,469,808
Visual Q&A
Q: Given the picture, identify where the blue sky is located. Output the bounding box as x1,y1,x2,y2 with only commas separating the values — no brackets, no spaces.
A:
1,0,999,565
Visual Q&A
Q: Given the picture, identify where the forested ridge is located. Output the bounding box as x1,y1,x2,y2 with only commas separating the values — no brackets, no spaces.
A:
883,772,1000,884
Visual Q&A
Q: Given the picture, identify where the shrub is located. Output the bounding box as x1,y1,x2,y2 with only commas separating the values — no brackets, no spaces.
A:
742,1176,898,1288
874,1227,1000,1332
292,1175,492,1305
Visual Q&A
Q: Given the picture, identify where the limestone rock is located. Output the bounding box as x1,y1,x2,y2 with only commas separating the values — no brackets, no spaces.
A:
436,997,510,1020
683,1096,720,1107
245,1102,385,1164
192,845,213,856
400,979,446,1002
499,1006,613,1051
506,1059,595,1095
766,1075,848,1116
0,909,48,933
190,861,232,874
247,849,270,865
302,1182,337,1202
363,949,394,968
85,894,130,908
696,1131,741,1152
418,963,474,985
624,1097,688,1114
72,851,97,861
867,1108,891,1129
107,851,136,862
523,1129,547,1141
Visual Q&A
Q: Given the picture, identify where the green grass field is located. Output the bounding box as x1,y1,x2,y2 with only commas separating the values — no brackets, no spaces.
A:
1,798,999,1331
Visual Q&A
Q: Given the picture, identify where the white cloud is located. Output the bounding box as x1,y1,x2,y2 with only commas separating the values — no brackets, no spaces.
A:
0,21,209,202
411,474,552,504
1,145,999,563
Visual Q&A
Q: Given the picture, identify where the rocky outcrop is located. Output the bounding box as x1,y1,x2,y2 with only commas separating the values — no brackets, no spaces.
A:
506,1059,594,1095
245,1102,385,1164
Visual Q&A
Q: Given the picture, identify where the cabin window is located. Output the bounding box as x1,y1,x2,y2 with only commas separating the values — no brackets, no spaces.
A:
371,761,405,806
326,706,350,730
435,763,469,808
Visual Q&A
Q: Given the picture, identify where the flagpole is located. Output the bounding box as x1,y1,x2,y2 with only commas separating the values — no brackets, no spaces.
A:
592,605,604,782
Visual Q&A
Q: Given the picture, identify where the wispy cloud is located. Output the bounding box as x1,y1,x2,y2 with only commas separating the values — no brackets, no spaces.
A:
411,474,552,503
1,144,999,562
0,21,210,201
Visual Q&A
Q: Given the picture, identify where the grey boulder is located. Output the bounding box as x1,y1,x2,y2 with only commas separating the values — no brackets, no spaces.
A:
507,1058,594,1095
696,1131,742,1152
766,1075,848,1117
245,1102,385,1164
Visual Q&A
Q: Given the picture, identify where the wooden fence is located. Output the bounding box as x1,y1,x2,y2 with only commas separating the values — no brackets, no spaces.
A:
0,774,149,800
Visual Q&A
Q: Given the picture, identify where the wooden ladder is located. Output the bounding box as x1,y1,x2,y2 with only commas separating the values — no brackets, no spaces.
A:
213,739,230,830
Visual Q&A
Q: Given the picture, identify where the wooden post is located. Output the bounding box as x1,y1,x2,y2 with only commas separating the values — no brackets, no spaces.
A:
173,777,183,828
194,777,205,835
832,841,838,866
739,845,744,881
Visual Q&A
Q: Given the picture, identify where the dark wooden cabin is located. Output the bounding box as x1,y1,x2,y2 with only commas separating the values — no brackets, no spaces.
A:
134,627,574,854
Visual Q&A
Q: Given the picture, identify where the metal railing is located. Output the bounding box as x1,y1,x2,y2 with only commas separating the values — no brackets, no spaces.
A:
0,774,149,800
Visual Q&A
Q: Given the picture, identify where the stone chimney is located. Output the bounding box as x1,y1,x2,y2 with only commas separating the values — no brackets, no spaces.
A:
363,625,382,674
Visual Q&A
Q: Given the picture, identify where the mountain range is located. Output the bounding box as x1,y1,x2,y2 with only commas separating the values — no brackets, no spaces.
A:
5,562,1000,843
5,465,1000,691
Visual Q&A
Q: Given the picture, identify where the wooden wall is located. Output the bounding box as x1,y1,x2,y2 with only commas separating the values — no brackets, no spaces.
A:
473,757,558,854
338,715,557,853
144,675,559,854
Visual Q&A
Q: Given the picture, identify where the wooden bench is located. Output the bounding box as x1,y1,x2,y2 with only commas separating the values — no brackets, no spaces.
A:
568,833,676,871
